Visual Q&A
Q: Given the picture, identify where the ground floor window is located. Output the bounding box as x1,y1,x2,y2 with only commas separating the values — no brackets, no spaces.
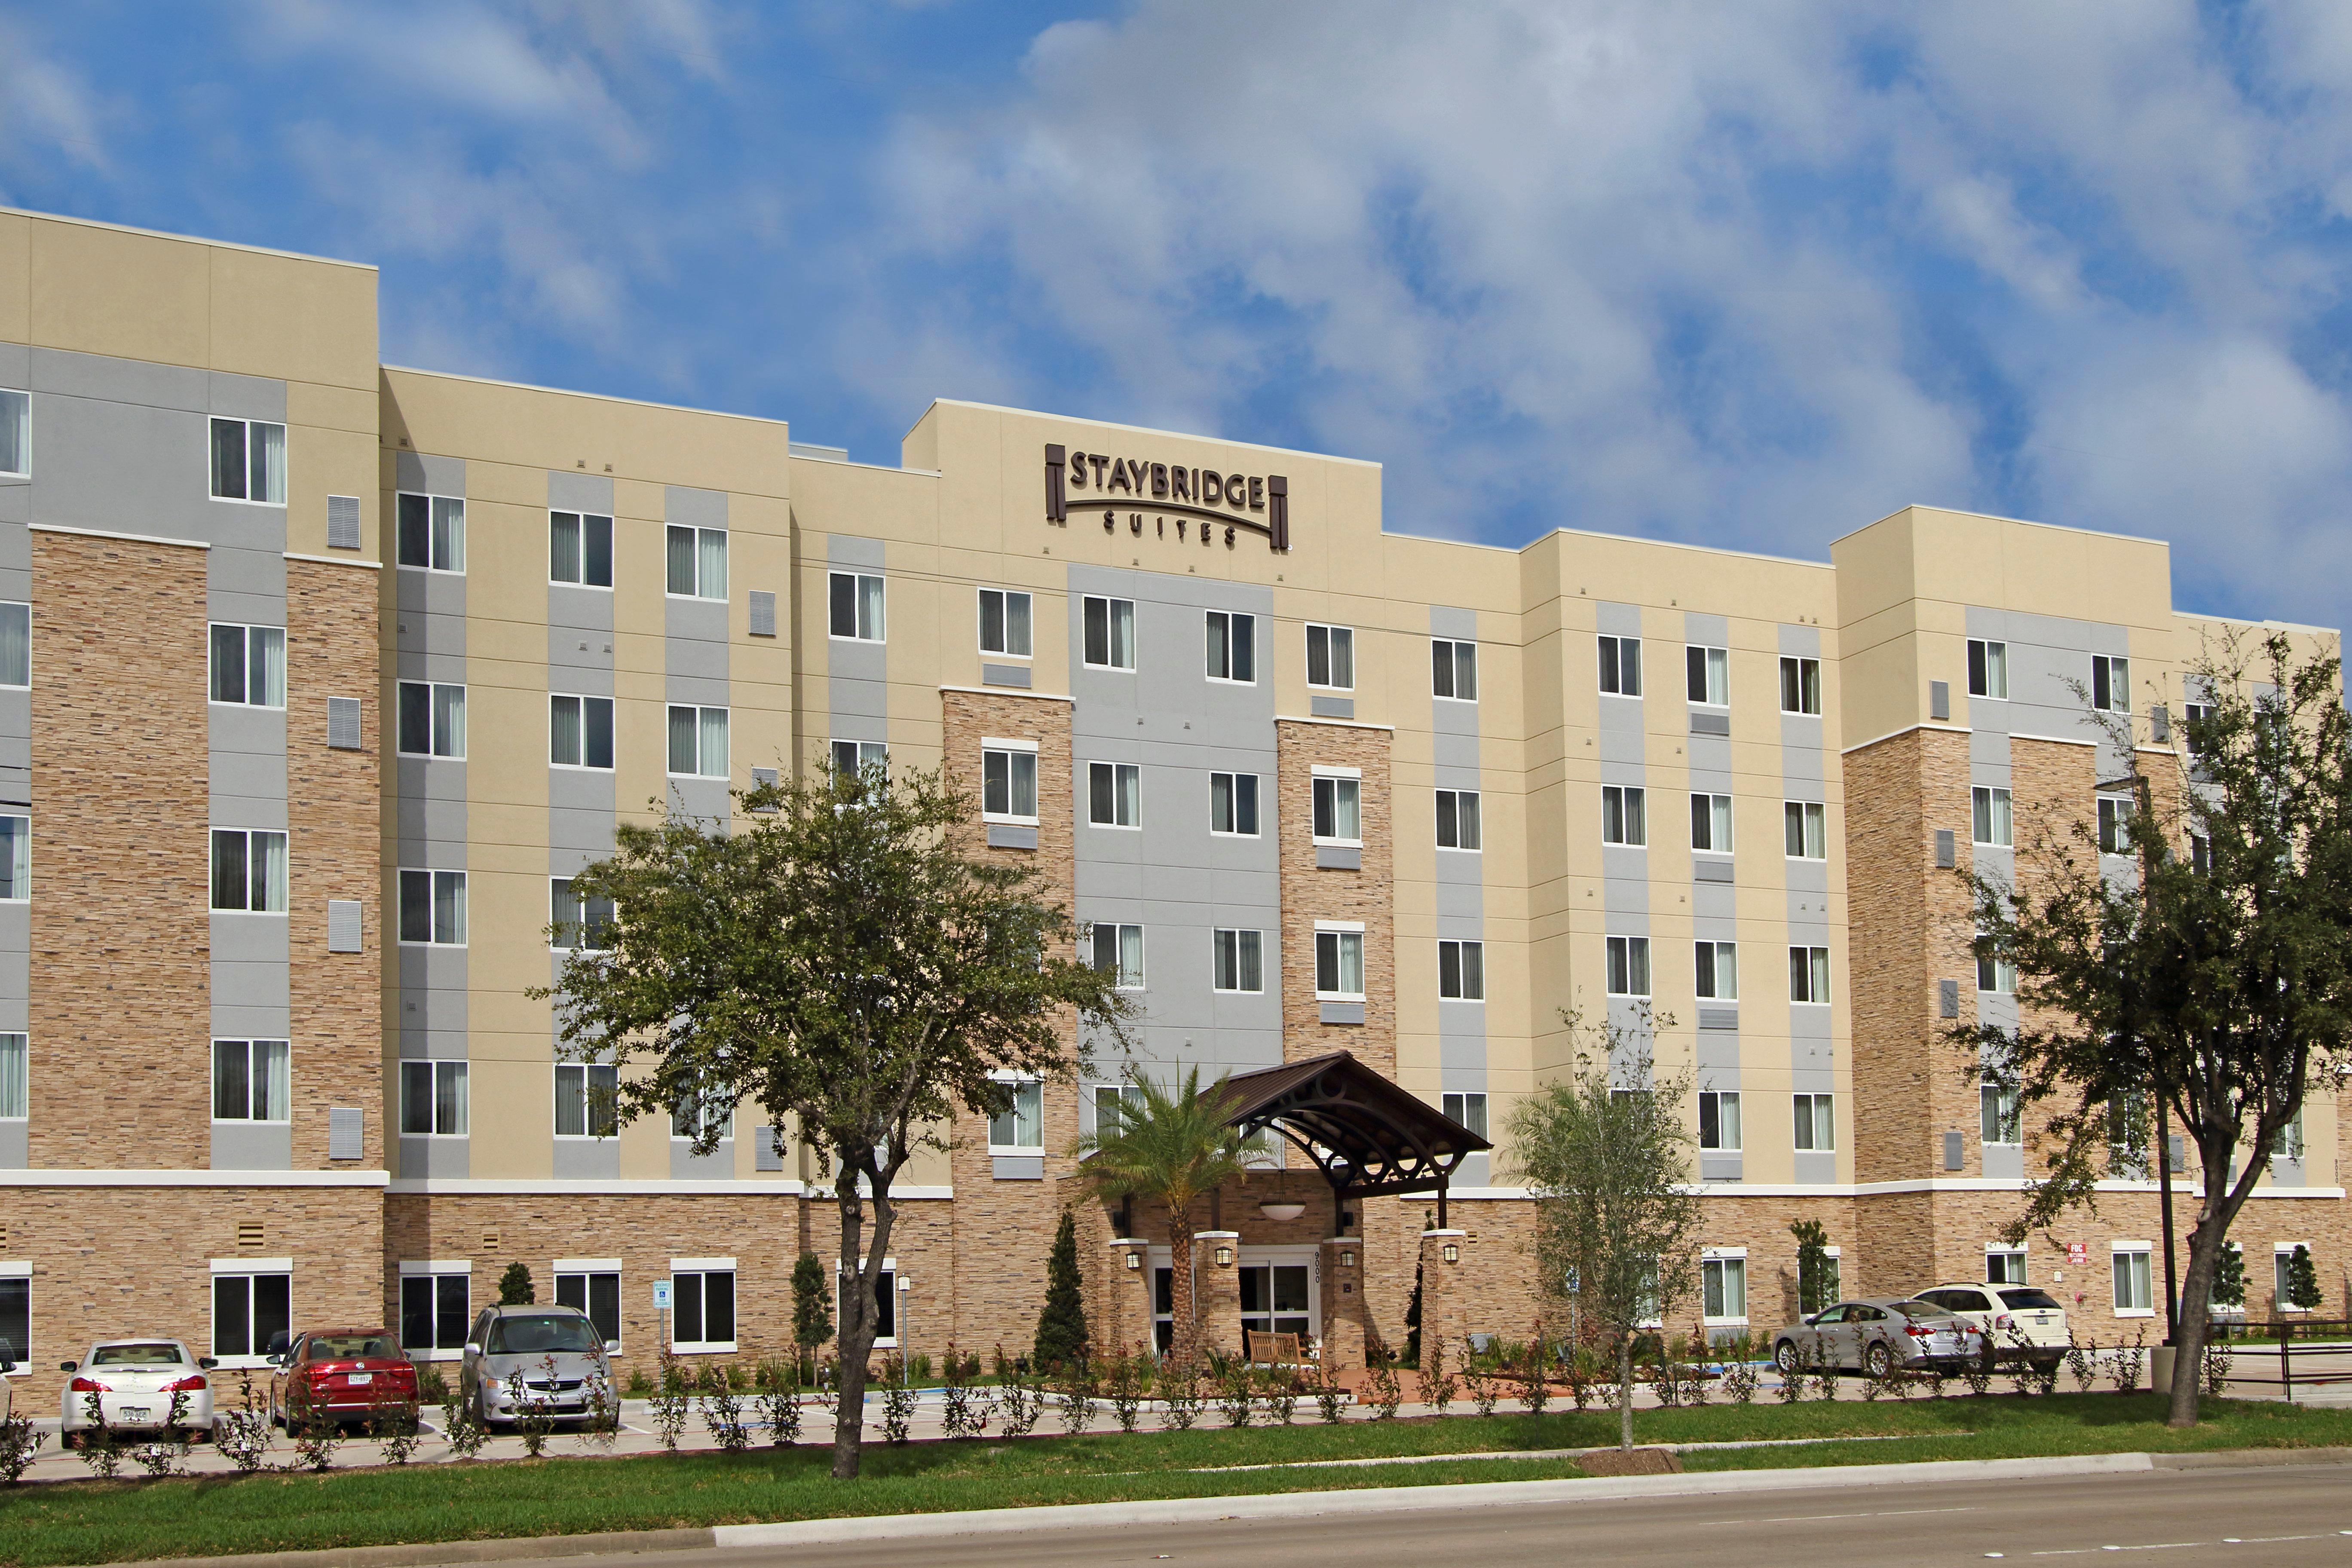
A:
0,1270,26,1367
213,1269,291,1360
1152,1265,1175,1354
673,1264,737,1351
1986,1248,2027,1286
2113,1246,2153,1314
1702,1253,1748,1323
399,1268,470,1356
556,1267,621,1347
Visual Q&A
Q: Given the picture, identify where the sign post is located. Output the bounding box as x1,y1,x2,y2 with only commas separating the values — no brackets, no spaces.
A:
652,1279,673,1360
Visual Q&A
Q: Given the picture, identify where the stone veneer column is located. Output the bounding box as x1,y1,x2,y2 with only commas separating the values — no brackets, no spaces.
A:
1192,1231,1242,1359
1274,719,1395,1072
1417,1229,1470,1368
1100,1237,1155,1357
1319,1237,1368,1368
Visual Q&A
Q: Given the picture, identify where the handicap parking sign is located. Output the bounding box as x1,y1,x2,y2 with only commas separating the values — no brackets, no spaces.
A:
652,1279,673,1310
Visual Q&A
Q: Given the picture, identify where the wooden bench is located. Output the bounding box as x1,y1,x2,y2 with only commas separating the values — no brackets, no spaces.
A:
1247,1330,1304,1366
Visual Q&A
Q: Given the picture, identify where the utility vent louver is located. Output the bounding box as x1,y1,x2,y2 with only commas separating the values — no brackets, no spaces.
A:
327,697,362,750
328,1107,364,1161
1939,979,1960,1019
748,590,777,638
326,495,362,550
237,1222,266,1250
1929,680,1950,721
1934,829,1955,869
327,900,362,953
1944,1131,1964,1170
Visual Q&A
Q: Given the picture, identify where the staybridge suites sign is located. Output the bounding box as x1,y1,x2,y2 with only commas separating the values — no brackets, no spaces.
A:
1045,443,1290,552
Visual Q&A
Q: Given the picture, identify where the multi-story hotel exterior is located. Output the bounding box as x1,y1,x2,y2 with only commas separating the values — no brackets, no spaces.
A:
0,207,2343,1403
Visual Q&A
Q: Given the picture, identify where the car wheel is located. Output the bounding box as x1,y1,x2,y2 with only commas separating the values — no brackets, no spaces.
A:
1774,1339,1802,1375
1864,1341,1895,1379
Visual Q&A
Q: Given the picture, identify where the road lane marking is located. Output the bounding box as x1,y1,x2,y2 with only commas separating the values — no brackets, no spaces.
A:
1705,1507,1980,1526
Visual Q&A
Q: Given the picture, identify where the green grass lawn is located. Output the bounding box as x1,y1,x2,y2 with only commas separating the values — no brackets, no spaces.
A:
2,1395,2347,1568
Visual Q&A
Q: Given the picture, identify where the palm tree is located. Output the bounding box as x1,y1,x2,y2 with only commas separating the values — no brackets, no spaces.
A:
1072,1066,1255,1368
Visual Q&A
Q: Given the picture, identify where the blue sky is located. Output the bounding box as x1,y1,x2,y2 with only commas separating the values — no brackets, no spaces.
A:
5,1,2352,628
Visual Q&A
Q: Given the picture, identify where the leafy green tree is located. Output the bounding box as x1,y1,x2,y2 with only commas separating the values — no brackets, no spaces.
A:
1071,1066,1254,1369
1790,1219,1837,1317
1510,1010,1703,1451
1032,1208,1090,1373
2283,1244,2323,1312
1960,633,2352,1426
538,761,1131,1477
498,1262,535,1306
2211,1242,2245,1313
792,1251,834,1375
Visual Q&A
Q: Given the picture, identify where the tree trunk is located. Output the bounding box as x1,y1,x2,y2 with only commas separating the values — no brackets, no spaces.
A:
829,1165,901,1479
1617,1333,1634,1451
1168,1210,1197,1369
2166,1145,2251,1427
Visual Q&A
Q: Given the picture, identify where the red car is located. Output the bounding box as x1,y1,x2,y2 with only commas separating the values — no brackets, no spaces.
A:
269,1328,419,1428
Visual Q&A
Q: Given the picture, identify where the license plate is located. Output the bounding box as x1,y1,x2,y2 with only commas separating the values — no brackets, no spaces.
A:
118,1406,151,1422
348,1372,372,1385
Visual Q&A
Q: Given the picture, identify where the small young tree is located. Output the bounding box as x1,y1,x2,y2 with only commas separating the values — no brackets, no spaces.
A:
539,762,1132,1477
2211,1242,2245,1315
1510,1010,1703,1451
498,1262,536,1306
2282,1244,2324,1313
1790,1220,1837,1317
1033,1209,1090,1374
792,1252,834,1377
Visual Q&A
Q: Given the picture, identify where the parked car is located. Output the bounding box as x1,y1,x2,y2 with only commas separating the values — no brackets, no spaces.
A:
1773,1297,1984,1378
267,1329,419,1428
1916,1282,2070,1371
58,1340,214,1445
459,1304,614,1428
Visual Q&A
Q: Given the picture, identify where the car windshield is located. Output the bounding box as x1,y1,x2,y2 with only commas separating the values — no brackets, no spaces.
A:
486,1314,600,1355
1999,1288,2064,1311
308,1334,398,1360
91,1343,185,1367
1890,1300,1946,1319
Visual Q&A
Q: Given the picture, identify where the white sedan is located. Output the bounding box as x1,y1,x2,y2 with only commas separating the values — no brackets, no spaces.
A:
60,1340,215,1444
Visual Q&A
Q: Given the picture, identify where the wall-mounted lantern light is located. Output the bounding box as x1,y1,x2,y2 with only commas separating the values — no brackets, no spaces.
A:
1124,1250,1142,1271
1442,1242,1460,1264
1339,1250,1356,1268
1214,1244,1234,1267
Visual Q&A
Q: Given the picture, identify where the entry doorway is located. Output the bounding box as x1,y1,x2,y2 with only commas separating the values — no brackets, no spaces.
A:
1148,1246,1322,1354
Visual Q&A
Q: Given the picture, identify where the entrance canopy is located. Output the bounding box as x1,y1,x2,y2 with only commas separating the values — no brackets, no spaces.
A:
1207,1051,1490,1201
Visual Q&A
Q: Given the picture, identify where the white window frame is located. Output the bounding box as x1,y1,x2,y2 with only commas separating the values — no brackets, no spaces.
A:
1690,792,1732,854
1701,1250,1749,1325
550,876,614,953
1789,945,1831,1005
1088,760,1142,829
211,828,288,914
553,1062,619,1140
210,1038,290,1124
549,694,616,771
0,1032,24,1121
1597,634,1642,697
1985,1247,2027,1286
0,388,26,478
983,738,1040,824
399,1059,469,1137
0,816,27,904
548,510,614,589
1092,922,1145,990
1314,921,1366,1001
1438,939,1485,1001
398,1260,472,1361
830,739,888,782
554,1262,623,1351
1305,623,1355,691
1208,771,1261,837
1968,638,2008,700
1977,938,2017,995
2091,653,2132,714
397,867,468,946
1699,1089,1742,1151
1082,595,1136,671
1694,940,1737,1001
978,588,1033,659
1205,609,1257,684
666,525,729,601
2111,1243,2154,1316
1979,1076,2021,1144
2274,1243,2315,1314
986,1073,1045,1153
828,571,885,642
2097,794,2133,856
834,1258,896,1351
395,680,466,760
1779,655,1822,716
1601,784,1647,847
1605,934,1651,997
1212,928,1265,993
1432,637,1478,702
210,1261,293,1369
1311,767,1362,846
208,623,286,709
1972,786,2012,847
1792,1092,1835,1152
1686,644,1728,707
1784,800,1828,860
668,704,730,780
209,417,287,506
1435,788,1481,852
1092,1082,1148,1136
1441,1090,1488,1139
394,490,464,572
670,1259,740,1354
0,601,28,689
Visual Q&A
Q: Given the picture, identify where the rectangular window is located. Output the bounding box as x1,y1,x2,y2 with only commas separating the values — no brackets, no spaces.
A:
396,681,466,759
1438,939,1485,1001
398,868,467,945
1436,789,1481,851
1311,774,1361,842
0,1032,23,1120
1793,1093,1835,1152
1699,1090,1742,1151
1784,800,1827,859
2091,654,2131,714
2275,1247,2311,1310
1779,655,1822,715
0,601,28,687
1690,793,1732,853
1686,645,1728,706
209,624,286,707
0,1274,25,1369
1205,610,1256,683
1968,639,2008,700
1977,937,2017,995
1598,635,1642,696
554,1063,619,1138
2182,701,2213,756
211,1039,289,1122
1091,923,1145,989
837,1263,897,1347
670,1084,735,1143
209,417,286,504
210,829,288,913
1606,934,1651,997
668,705,729,778
1209,772,1260,836
1985,1249,2027,1286
2276,1107,2306,1163
1972,786,2013,847
549,512,614,588
0,388,25,476
213,1271,291,1360
830,739,887,783
1306,624,1355,689
2112,1247,2153,1313
395,492,465,572
978,588,1033,657
1694,940,1738,1000
1441,1091,1488,1139
666,525,729,600
1432,638,1478,701
1703,1256,1748,1321
672,1269,737,1351
1601,784,1646,846
1083,596,1136,669
550,695,616,769
828,571,885,640
987,1078,1044,1150
1788,946,1831,1004
0,817,26,902
1094,1083,1148,1135
400,1060,469,1136
1213,928,1265,992
2104,793,2151,861
983,746,1039,821
1315,929,1366,999
1980,1077,2021,1144
556,1270,621,1348
551,877,614,952
400,1272,472,1356
1089,761,1142,827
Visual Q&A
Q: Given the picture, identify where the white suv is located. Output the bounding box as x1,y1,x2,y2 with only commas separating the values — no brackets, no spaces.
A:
1918,1283,2070,1371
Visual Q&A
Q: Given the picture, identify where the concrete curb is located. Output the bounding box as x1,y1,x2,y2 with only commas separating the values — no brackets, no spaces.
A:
95,1447,2352,1568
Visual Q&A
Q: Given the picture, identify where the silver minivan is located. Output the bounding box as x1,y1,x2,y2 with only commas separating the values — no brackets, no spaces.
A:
458,1304,615,1427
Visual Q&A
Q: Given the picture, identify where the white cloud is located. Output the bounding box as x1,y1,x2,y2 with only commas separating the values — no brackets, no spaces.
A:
0,12,116,181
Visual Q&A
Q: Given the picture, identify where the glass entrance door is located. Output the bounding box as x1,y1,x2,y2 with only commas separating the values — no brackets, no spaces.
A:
1239,1259,1314,1342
